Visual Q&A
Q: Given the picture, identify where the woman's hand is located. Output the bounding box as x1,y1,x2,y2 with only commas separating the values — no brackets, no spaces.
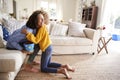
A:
21,28,29,35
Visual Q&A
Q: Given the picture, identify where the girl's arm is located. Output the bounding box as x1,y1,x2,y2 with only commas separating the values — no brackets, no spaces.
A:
22,27,45,44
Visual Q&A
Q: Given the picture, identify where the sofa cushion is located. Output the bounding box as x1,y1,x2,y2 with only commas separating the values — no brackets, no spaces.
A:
50,36,92,46
68,22,86,37
0,25,5,48
50,23,68,36
0,24,3,39
0,48,26,72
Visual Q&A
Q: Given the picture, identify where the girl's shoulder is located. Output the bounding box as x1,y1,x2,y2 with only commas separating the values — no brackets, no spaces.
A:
42,24,47,29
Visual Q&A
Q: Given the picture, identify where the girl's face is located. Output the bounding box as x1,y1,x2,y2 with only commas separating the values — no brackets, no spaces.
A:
37,14,44,28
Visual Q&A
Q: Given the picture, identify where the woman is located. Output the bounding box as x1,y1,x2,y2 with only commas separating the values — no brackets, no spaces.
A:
6,19,36,54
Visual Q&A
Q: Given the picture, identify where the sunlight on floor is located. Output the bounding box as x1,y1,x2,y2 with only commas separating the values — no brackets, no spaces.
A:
108,40,120,53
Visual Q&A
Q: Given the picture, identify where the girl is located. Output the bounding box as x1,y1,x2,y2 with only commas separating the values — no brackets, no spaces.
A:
24,10,50,68
22,10,75,79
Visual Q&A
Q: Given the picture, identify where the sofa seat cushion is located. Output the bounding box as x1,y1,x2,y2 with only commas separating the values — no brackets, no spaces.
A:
50,36,92,46
0,48,26,72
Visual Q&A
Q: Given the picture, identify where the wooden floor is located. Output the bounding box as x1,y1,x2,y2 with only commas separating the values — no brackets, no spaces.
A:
15,40,120,80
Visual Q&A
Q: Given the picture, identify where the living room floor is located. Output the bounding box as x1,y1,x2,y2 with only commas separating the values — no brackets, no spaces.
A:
108,40,120,53
15,41,120,80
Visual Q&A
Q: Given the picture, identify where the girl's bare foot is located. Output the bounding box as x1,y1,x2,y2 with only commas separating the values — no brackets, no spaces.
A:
62,64,75,72
66,64,75,72
57,68,72,79
23,64,39,73
24,67,39,73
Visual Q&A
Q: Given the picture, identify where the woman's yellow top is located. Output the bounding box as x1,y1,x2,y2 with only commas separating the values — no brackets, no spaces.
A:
26,24,51,52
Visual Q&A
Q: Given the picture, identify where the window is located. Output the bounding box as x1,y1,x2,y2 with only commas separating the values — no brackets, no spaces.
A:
100,0,120,36
37,0,57,20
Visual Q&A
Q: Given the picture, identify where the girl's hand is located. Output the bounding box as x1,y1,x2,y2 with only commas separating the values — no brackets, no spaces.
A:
21,28,29,35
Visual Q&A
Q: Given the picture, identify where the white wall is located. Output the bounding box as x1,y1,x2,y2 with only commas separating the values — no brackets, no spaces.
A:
95,0,103,27
14,0,103,25
14,0,76,21
15,0,34,20
62,0,76,22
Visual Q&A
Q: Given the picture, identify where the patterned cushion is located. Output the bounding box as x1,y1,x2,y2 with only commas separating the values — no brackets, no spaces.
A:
2,18,26,34
68,22,86,37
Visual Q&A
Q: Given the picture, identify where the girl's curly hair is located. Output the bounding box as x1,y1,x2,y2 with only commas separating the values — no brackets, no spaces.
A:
40,10,49,25
26,10,49,29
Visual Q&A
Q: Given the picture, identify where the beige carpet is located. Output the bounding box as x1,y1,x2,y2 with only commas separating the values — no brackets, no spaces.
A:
15,53,120,80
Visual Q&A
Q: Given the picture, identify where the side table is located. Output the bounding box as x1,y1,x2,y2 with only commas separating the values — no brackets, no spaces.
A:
97,37,112,54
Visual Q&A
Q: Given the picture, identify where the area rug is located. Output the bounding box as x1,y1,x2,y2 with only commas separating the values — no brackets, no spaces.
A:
15,53,120,80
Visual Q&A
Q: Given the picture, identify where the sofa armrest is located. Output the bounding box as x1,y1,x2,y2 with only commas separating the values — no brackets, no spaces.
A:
83,28,99,40
0,59,15,72
84,28,100,54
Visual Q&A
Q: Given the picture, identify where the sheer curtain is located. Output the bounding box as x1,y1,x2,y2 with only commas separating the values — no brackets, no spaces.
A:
100,0,120,36
101,0,120,25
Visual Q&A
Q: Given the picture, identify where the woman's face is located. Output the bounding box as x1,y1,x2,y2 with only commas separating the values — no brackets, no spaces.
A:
37,14,44,28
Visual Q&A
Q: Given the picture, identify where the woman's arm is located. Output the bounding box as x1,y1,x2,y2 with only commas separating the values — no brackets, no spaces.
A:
21,28,29,35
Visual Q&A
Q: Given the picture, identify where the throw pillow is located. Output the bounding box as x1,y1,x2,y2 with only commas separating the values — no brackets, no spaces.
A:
2,26,10,41
68,22,86,37
49,21,57,34
50,23,68,36
2,18,26,34
0,24,3,39
0,24,5,48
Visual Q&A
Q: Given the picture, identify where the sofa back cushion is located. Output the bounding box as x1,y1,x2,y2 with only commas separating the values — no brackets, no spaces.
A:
68,22,86,37
50,23,68,36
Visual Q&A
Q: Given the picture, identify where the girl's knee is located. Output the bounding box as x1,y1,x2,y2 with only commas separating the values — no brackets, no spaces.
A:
41,67,48,73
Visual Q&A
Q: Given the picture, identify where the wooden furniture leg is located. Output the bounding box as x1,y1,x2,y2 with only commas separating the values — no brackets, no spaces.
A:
97,37,112,54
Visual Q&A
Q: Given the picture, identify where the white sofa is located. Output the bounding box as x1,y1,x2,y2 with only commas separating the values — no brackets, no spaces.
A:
0,49,26,80
0,15,27,80
49,22,100,55
0,17,100,80
51,28,99,54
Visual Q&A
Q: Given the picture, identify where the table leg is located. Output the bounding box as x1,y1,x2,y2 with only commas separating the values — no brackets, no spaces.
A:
97,37,112,54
